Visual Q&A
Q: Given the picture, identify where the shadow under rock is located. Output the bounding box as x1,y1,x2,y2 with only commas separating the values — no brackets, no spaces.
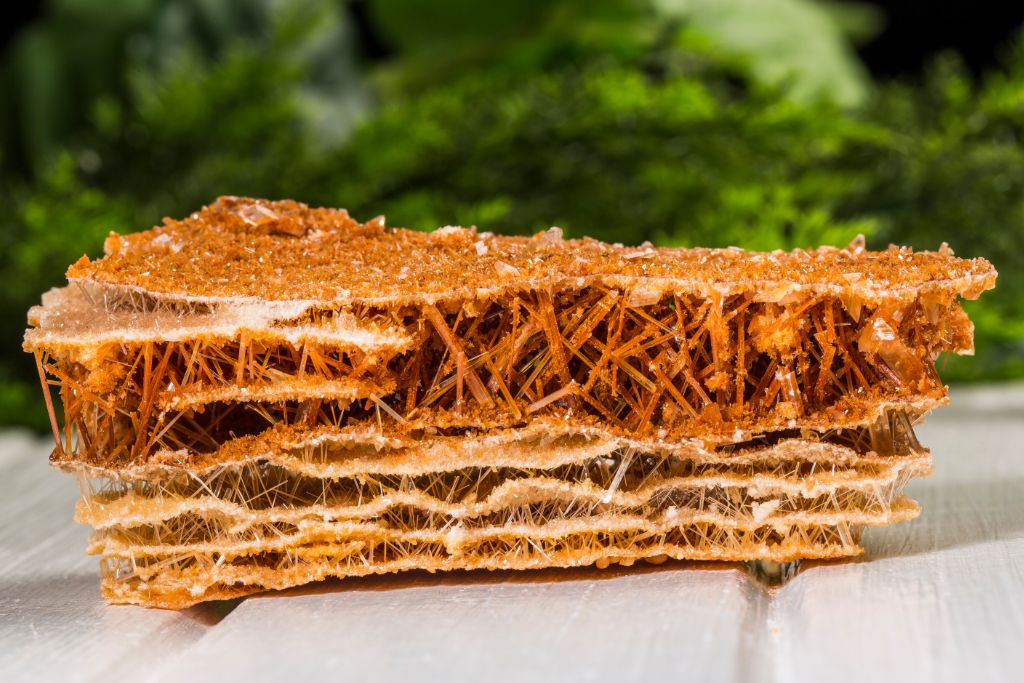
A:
246,559,738,603
0,570,239,625
863,475,1024,560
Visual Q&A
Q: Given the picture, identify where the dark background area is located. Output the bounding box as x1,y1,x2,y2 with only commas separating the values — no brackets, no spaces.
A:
857,1,1024,76
7,1,1024,78
0,5,41,51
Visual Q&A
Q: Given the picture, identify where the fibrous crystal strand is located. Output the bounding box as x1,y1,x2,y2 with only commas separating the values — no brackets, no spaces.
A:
35,286,964,463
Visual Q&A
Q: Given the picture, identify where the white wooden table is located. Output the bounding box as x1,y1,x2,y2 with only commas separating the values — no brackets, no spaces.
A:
2,384,1022,683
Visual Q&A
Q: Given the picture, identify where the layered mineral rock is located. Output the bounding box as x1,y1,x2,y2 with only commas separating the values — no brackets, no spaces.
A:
24,196,996,608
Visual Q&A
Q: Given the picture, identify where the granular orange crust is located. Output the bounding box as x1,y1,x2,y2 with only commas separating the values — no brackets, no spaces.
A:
67,196,996,306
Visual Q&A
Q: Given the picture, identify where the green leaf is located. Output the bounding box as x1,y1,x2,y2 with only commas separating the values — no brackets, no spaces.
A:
655,0,871,106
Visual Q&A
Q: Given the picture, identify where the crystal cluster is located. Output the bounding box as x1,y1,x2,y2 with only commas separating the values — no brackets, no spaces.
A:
24,197,996,608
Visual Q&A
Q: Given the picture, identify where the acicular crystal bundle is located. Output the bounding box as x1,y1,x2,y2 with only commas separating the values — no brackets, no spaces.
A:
24,196,996,608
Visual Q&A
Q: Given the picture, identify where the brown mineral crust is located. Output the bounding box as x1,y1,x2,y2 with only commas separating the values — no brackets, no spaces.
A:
71,406,927,612
53,413,927,482
53,390,942,468
73,443,929,542
99,522,867,609
67,197,997,306
91,504,919,561
75,459,930,531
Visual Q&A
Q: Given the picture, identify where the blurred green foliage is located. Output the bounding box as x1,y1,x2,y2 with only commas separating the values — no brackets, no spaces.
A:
0,0,1021,429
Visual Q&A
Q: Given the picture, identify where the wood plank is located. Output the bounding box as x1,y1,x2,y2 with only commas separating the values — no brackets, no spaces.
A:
148,564,756,682
762,389,1024,683
0,432,227,682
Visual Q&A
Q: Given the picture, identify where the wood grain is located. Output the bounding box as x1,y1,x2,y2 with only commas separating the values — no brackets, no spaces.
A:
1,385,1022,683
0,431,230,682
